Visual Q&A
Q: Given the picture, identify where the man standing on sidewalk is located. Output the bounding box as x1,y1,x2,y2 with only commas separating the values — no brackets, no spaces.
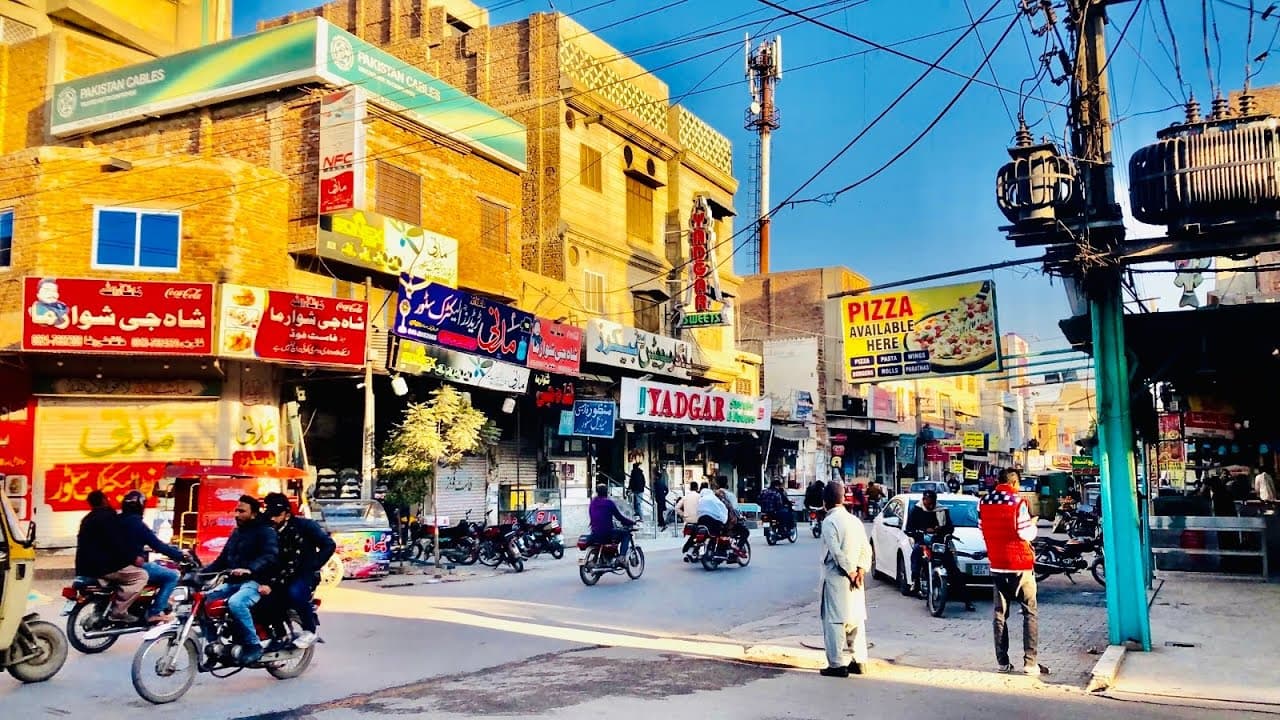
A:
818,479,872,678
979,469,1047,676
628,462,646,519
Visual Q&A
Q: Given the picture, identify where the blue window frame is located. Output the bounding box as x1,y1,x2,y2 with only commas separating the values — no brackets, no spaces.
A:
92,208,181,271
0,209,12,268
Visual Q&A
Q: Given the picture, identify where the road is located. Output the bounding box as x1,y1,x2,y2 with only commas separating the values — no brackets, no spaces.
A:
3,531,1267,719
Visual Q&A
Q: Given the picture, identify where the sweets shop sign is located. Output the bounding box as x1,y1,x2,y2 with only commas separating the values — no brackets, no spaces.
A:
619,377,770,431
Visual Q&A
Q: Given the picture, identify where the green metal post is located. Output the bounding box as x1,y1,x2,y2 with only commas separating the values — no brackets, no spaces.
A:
1090,272,1151,649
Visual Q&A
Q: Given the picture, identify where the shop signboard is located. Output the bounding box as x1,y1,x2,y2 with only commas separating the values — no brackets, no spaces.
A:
527,319,582,374
317,87,368,213
331,529,393,579
618,377,770,431
870,386,896,420
962,431,987,451
840,280,999,382
44,462,166,512
393,277,533,366
1184,411,1234,440
949,459,964,474
584,318,692,379
572,400,617,438
217,284,367,367
924,443,947,462
317,209,459,287
532,373,575,410
49,18,527,171
677,195,728,329
940,441,964,455
22,277,214,354
33,378,220,399
392,340,530,393
1156,412,1186,473
1071,455,1099,476
897,434,916,464
791,390,815,423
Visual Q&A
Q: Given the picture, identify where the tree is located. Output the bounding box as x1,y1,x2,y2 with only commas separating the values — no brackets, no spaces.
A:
380,385,495,513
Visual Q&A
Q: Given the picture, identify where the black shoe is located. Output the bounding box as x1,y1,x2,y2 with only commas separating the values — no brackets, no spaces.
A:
240,645,263,665
819,666,850,678
847,661,864,675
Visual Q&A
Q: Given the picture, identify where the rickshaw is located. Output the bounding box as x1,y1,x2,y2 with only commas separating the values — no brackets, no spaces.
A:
0,481,68,682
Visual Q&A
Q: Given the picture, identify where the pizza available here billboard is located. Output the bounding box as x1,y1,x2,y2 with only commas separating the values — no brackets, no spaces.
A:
840,280,1000,383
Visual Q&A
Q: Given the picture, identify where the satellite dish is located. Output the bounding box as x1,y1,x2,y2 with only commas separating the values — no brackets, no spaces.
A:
750,100,761,115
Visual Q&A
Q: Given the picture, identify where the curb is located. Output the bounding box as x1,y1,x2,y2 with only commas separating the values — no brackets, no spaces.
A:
1087,644,1127,693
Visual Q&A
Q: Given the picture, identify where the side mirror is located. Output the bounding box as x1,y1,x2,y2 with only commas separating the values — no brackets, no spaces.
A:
884,516,901,529
21,520,37,548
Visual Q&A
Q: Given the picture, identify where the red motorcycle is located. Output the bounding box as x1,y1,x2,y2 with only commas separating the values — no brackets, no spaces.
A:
692,523,751,572
61,556,195,654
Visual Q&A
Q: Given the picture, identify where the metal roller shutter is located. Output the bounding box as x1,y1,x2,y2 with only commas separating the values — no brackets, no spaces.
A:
426,454,487,525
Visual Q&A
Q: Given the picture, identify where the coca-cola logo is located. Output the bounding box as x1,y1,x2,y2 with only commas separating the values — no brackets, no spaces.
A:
335,301,365,314
165,287,204,300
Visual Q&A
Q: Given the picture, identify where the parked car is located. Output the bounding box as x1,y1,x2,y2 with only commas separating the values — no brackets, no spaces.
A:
869,493,992,593
908,481,950,495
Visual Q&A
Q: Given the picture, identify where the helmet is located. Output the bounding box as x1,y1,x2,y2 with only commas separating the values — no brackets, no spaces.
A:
121,490,146,515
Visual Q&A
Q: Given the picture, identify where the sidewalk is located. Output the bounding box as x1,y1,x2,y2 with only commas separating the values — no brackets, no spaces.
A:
1103,572,1280,711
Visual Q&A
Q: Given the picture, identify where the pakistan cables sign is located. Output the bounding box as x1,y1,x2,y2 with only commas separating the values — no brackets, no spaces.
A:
840,280,1000,382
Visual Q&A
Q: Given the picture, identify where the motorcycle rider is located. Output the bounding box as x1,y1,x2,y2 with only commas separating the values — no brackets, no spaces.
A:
203,495,278,665
75,490,148,623
262,493,335,649
120,490,188,623
683,485,729,558
677,482,701,526
905,490,975,611
587,483,635,563
759,480,795,535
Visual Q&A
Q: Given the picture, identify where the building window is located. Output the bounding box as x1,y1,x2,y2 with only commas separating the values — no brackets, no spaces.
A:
92,208,181,271
632,292,662,333
376,161,421,225
584,271,605,314
0,209,12,268
479,199,509,253
735,378,753,395
580,145,602,192
625,176,653,245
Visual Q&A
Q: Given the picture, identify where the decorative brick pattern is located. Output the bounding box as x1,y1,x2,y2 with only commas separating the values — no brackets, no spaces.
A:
674,105,732,176
559,41,667,129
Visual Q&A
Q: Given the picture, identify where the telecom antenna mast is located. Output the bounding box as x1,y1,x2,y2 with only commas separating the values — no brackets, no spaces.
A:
745,34,781,274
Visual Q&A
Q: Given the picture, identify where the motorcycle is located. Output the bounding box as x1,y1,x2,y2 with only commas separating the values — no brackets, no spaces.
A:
914,531,966,618
1,502,68,683
761,512,798,545
1033,533,1105,586
414,510,481,566
807,507,826,538
518,517,565,560
696,524,751,571
577,527,644,585
477,523,525,572
130,568,319,704
62,555,198,654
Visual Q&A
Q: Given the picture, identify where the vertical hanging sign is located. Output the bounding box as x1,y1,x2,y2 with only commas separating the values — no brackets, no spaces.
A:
677,195,729,329
318,87,368,214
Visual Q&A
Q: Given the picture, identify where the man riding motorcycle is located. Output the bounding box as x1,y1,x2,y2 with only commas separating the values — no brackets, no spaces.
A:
586,483,636,562
683,485,729,559
759,480,795,535
905,489,974,611
120,490,189,624
75,491,148,624
203,495,278,665
262,493,335,650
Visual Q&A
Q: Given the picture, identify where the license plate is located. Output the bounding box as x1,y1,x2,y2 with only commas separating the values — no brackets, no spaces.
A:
969,564,990,577
61,600,76,615
577,554,587,565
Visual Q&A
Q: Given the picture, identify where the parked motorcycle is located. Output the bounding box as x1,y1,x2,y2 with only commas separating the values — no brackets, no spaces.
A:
518,517,565,560
477,523,525,572
414,510,481,566
62,556,197,654
130,567,319,704
761,513,798,545
807,507,826,538
1033,533,1104,586
697,524,751,571
577,527,644,585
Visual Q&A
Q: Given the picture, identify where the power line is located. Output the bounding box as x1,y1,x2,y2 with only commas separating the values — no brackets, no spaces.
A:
1157,0,1190,101
963,0,1015,127
1202,0,1220,98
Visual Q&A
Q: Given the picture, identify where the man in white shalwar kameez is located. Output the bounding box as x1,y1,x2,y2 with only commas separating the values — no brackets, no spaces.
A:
819,480,872,677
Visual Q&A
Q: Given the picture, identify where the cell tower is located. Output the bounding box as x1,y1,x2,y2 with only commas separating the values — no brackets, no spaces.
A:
745,34,781,275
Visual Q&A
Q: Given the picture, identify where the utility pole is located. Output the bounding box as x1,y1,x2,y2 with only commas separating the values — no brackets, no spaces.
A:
745,35,782,274
1072,0,1151,650
361,276,376,499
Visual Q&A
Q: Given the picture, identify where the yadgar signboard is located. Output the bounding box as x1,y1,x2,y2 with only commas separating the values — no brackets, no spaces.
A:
217,284,368,367
619,377,770,431
677,195,728,329
393,277,533,365
585,318,692,379
22,277,213,354
317,209,459,287
840,280,999,382
49,18,526,172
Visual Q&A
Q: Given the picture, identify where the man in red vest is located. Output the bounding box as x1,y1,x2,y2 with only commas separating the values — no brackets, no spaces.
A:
978,469,1047,676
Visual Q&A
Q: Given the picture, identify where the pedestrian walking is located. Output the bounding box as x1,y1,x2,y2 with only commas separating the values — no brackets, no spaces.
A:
979,468,1048,676
628,462,646,519
654,466,670,531
818,479,871,677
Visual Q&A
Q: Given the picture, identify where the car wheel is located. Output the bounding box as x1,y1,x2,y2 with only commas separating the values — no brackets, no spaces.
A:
897,553,912,596
870,542,886,581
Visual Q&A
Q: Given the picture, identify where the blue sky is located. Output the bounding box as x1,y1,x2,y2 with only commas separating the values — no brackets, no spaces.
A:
233,0,1278,351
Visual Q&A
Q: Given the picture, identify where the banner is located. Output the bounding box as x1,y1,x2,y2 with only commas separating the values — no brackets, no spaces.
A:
217,284,368,367
44,461,166,512
532,373,575,410
23,277,213,354
896,434,916,464
677,195,728,328
392,340,530,393
317,209,458,287
393,277,532,366
572,400,617,438
840,280,999,382
317,88,368,213
618,377,770,431
584,318,692,379
526,319,582,374
962,431,987,451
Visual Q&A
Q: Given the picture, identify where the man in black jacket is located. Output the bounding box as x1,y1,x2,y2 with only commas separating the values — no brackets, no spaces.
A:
204,495,278,664
262,493,335,648
75,491,148,623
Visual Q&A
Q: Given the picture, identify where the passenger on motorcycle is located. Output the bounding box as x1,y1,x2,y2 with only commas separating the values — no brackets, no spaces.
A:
804,480,825,513
75,490,148,624
905,490,974,611
682,486,729,557
716,485,750,543
586,484,635,560
759,480,795,533
262,493,335,650
203,495,278,665
120,490,189,624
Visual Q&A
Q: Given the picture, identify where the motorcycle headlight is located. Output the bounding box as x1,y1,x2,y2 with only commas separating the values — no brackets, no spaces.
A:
170,586,191,605
932,543,948,554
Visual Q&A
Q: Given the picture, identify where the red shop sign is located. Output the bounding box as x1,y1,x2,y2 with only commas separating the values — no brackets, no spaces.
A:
217,284,367,367
527,319,582,374
44,461,165,512
22,277,213,354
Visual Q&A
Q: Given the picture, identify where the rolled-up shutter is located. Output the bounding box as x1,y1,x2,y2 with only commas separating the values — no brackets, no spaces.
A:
425,455,487,525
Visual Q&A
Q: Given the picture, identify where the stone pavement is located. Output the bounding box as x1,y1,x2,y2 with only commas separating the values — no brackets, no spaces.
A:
1106,572,1280,711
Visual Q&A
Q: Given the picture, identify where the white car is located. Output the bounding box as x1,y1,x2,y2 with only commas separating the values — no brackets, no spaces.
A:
869,493,991,593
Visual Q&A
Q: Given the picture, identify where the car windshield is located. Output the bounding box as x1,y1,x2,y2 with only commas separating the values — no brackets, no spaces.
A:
907,499,980,527
316,500,388,529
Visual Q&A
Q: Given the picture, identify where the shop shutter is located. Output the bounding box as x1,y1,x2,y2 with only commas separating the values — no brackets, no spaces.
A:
493,440,538,488
426,454,487,525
